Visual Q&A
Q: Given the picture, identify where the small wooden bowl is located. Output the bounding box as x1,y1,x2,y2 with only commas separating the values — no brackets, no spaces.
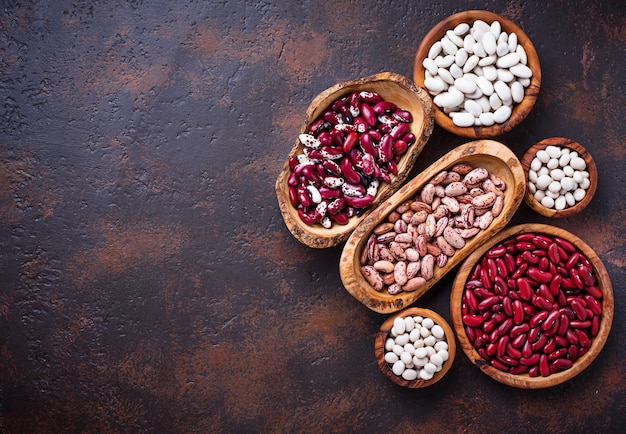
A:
521,137,598,218
340,140,525,314
375,307,456,388
450,223,614,389
276,72,434,249
413,10,541,138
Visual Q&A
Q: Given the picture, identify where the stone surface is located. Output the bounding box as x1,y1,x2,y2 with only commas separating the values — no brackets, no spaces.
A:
0,0,624,432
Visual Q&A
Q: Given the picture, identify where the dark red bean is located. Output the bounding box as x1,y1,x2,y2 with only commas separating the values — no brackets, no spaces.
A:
533,236,551,250
565,252,580,269
511,262,528,279
510,365,530,375
517,278,533,301
557,314,570,336
531,333,548,352
550,358,573,373
542,336,557,354
533,295,553,311
585,285,603,299
511,333,527,348
527,267,553,284
463,314,484,328
539,354,551,377
516,233,536,242
575,329,591,348
548,243,562,265
555,237,576,253
522,250,540,265
486,245,507,258
490,358,510,372
584,294,602,316
497,335,509,358
570,320,591,329
520,353,540,366
506,344,523,360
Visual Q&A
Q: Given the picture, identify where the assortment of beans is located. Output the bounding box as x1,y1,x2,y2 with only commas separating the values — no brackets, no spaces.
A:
360,164,506,294
527,145,590,210
287,91,415,228
384,314,450,381
461,232,603,377
422,20,532,127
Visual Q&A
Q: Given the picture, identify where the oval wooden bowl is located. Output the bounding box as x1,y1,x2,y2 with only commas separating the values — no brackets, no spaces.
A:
276,72,434,249
450,223,614,389
375,307,456,388
521,137,598,218
340,140,525,314
413,10,541,138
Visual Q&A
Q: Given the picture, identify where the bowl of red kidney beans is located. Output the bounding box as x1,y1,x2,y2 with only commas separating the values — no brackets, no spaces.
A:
450,223,614,388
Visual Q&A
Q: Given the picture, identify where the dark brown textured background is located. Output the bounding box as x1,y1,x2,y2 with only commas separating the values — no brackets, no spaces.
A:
1,1,624,432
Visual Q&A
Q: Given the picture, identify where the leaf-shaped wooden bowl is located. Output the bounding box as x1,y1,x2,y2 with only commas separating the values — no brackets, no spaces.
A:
340,140,525,314
276,72,434,249
450,223,614,388
413,10,541,138
375,307,456,388
521,137,597,218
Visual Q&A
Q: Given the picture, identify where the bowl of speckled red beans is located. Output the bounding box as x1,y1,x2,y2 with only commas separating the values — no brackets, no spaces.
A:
450,223,614,388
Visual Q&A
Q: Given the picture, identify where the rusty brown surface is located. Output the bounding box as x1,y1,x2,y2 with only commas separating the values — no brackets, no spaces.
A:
0,1,624,433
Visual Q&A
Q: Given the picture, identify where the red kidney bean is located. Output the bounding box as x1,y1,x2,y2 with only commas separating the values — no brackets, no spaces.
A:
511,262,528,280
506,344,522,360
555,236,576,253
557,313,570,336
497,335,509,357
527,267,552,283
548,243,561,265
550,358,573,373
511,334,527,350
516,241,535,251
463,314,484,328
554,335,569,348
520,353,540,366
490,358,510,372
486,245,507,258
516,233,536,242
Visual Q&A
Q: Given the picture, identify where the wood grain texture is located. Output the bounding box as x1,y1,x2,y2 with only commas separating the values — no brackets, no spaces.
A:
413,10,541,138
521,137,598,218
450,223,614,388
374,307,456,388
276,72,434,248
340,140,525,313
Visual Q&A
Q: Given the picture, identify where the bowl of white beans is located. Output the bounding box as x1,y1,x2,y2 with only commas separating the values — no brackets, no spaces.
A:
413,10,541,138
521,137,598,218
375,307,456,387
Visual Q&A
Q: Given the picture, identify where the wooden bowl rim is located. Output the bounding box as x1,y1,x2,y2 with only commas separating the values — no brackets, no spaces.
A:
375,307,457,388
340,139,526,313
413,9,542,138
450,223,614,389
275,72,434,249
521,137,598,218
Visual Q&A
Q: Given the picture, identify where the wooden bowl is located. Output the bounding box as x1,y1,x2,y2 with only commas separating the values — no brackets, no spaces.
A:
276,72,434,249
521,137,598,218
450,223,614,389
340,139,525,314
375,307,456,388
413,10,541,138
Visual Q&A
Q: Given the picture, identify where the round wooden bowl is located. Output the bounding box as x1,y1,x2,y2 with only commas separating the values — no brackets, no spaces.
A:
413,10,541,138
375,307,456,388
340,140,526,314
276,72,434,249
521,137,598,218
450,223,614,389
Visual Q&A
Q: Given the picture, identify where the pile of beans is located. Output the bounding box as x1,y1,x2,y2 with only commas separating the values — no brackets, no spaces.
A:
287,91,415,229
527,145,590,210
422,20,532,127
384,314,450,381
360,164,506,294
461,232,603,377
